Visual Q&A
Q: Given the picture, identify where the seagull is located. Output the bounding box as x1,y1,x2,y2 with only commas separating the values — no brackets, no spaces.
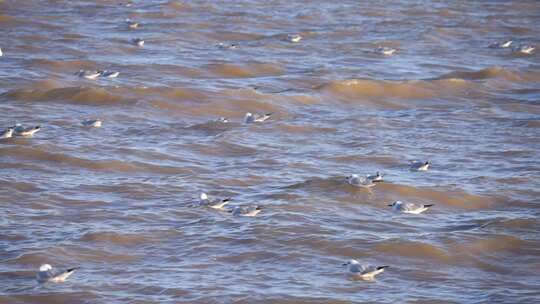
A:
13,124,41,137
132,38,144,47
489,40,512,48
515,45,535,54
216,117,229,123
244,112,272,124
199,193,231,210
388,200,434,214
366,171,384,183
343,259,388,281
98,70,120,78
375,46,396,56
217,42,238,50
1,127,14,139
286,34,302,43
126,19,139,29
76,70,101,80
81,119,102,128
0,47,3,56
410,161,430,171
36,264,78,283
346,174,376,188
230,205,261,217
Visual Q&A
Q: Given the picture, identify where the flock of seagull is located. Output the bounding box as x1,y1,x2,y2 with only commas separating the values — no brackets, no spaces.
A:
488,40,536,54
3,112,436,283
1,9,536,287
47,36,536,83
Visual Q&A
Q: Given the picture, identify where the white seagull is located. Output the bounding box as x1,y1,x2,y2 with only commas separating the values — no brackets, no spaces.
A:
36,264,78,283
343,259,389,281
243,112,272,124
126,19,139,29
98,70,120,78
1,127,14,139
76,70,101,80
132,38,144,47
0,47,3,57
230,205,261,217
375,46,396,56
286,34,302,43
199,192,231,210
388,200,434,214
217,42,238,50
366,171,384,183
346,174,376,188
515,45,535,54
82,119,102,128
13,124,41,137
489,40,512,48
410,161,430,171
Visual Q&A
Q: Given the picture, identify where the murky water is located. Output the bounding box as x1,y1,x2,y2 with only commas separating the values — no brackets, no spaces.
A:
1,0,539,303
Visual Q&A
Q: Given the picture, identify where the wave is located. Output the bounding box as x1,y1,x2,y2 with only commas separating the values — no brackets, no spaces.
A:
0,147,190,175
316,67,540,104
205,62,284,78
1,86,135,105
450,235,529,256
0,292,99,304
316,78,472,105
80,232,153,246
439,66,519,81
374,239,452,262
284,178,494,209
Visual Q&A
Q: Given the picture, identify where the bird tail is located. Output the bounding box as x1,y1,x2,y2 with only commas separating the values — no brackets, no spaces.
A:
377,266,389,270
423,204,434,208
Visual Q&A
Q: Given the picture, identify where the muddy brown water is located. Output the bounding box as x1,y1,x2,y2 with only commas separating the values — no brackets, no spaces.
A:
1,1,539,303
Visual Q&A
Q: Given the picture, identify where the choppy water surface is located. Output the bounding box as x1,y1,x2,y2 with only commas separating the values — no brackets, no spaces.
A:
1,0,540,303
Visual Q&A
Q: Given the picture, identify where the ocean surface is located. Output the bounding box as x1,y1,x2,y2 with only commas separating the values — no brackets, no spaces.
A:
1,0,539,303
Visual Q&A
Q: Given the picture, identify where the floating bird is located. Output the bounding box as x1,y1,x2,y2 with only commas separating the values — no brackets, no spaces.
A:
126,19,139,29
98,70,120,78
0,127,14,139
81,119,102,128
286,34,302,43
76,70,101,80
244,112,272,124
388,200,434,214
0,47,3,56
13,124,41,137
410,161,430,171
346,174,376,188
230,205,261,217
215,117,229,123
217,42,238,50
375,46,396,56
36,264,78,283
489,40,512,48
366,171,384,183
343,259,389,281
132,38,144,47
199,193,231,210
515,45,535,54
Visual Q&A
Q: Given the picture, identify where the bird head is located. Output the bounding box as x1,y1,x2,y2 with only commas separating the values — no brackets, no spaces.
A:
388,201,401,207
342,259,359,266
